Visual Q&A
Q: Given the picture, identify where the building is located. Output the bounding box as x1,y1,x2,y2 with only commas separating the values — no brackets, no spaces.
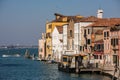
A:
103,28,111,65
38,33,46,60
75,16,98,56
46,13,68,59
103,24,120,66
103,19,120,66
109,24,120,66
62,9,103,57
84,18,115,63
52,26,63,61
46,13,83,59
94,39,104,64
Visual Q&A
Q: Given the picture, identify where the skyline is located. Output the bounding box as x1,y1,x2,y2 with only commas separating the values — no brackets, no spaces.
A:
0,0,120,45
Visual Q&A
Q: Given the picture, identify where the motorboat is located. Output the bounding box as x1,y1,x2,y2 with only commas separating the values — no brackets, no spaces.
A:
2,54,21,58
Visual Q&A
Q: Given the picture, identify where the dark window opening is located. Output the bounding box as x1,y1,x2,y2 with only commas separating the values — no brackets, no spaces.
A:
88,29,90,34
100,55,102,59
63,57,67,62
94,55,98,59
84,29,86,37
116,38,118,45
104,32,106,37
80,46,82,51
83,46,84,51
70,30,72,37
87,39,91,44
48,24,52,29
111,39,113,45
107,31,109,37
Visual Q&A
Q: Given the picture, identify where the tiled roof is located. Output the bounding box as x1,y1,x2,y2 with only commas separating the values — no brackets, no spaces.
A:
110,24,120,31
51,16,99,23
56,26,63,34
77,16,98,22
52,16,83,22
87,18,120,27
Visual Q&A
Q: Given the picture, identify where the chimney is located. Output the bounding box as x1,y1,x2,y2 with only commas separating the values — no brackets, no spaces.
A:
97,9,103,18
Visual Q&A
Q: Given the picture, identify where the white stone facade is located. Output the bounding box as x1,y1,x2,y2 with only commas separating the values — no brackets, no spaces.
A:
52,27,63,61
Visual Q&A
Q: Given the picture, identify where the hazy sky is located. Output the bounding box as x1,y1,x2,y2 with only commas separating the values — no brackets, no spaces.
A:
0,0,120,45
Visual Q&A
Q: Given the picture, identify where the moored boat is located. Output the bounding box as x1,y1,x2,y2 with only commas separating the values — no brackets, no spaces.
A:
2,54,21,58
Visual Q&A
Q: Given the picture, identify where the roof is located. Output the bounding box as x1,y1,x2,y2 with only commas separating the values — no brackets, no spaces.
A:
56,26,63,34
110,24,120,31
77,16,98,22
54,13,64,17
87,18,120,27
51,15,100,23
51,13,84,23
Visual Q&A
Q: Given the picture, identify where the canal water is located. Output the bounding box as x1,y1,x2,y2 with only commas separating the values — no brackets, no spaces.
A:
0,48,111,80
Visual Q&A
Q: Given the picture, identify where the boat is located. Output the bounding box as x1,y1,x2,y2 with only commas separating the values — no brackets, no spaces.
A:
58,54,87,73
24,49,32,59
31,54,35,60
46,60,58,64
2,54,21,58
36,57,41,61
2,54,10,57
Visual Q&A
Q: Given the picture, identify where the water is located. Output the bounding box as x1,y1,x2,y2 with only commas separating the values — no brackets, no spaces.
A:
0,48,111,80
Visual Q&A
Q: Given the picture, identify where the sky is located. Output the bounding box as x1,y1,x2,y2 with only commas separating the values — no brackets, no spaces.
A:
0,0,120,45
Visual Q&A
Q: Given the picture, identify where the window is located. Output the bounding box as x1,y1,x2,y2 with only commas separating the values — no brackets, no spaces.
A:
94,55,98,59
48,24,52,29
80,46,82,51
113,38,116,47
104,32,106,37
63,57,67,62
116,38,118,45
84,29,86,35
107,31,109,37
111,38,118,46
98,44,100,50
88,29,90,34
111,39,113,45
46,33,51,38
87,39,91,44
70,30,72,37
83,47,84,51
94,45,97,51
100,55,102,59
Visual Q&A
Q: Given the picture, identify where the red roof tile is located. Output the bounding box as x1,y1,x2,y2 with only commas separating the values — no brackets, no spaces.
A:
87,18,120,27
77,16,98,22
